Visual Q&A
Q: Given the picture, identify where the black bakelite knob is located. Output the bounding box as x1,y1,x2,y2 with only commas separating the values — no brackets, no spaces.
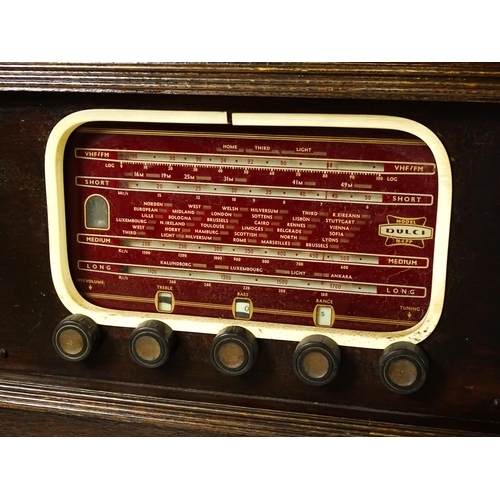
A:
210,326,258,376
129,320,176,368
379,341,428,394
53,314,101,362
293,335,341,386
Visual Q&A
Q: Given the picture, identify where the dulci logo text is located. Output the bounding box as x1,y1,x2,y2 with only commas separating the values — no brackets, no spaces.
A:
379,216,434,248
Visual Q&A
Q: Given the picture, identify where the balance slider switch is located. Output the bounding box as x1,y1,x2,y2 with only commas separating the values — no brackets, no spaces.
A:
233,298,252,319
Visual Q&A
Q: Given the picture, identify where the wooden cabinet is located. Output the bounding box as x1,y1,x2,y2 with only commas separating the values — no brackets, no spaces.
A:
1,63,500,436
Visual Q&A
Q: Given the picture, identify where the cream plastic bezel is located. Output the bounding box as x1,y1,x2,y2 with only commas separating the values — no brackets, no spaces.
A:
45,109,452,349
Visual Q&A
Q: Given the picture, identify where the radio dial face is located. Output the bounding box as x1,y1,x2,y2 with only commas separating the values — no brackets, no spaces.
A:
45,110,452,349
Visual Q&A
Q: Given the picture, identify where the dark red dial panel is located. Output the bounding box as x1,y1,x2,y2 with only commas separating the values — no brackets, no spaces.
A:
58,117,448,347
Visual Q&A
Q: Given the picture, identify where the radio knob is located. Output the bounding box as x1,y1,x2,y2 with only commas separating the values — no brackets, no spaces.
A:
379,341,428,394
210,326,258,376
293,335,341,386
129,320,176,368
52,314,101,362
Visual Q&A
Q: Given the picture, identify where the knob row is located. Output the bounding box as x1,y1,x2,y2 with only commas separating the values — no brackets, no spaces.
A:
52,314,428,394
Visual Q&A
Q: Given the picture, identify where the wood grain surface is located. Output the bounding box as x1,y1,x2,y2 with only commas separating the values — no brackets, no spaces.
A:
2,63,500,101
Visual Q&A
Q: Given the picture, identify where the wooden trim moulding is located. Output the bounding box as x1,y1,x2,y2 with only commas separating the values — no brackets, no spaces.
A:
1,63,500,102
0,378,486,436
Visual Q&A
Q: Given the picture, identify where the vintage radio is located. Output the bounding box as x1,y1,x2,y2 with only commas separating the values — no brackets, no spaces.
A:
1,63,500,436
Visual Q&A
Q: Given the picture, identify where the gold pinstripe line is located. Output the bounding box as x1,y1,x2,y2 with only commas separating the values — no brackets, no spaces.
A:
84,293,417,327
76,128,426,146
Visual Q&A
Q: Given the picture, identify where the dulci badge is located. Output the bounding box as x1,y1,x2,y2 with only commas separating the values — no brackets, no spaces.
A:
379,215,434,248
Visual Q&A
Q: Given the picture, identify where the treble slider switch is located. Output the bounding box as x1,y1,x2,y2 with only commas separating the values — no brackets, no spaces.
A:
156,291,174,313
